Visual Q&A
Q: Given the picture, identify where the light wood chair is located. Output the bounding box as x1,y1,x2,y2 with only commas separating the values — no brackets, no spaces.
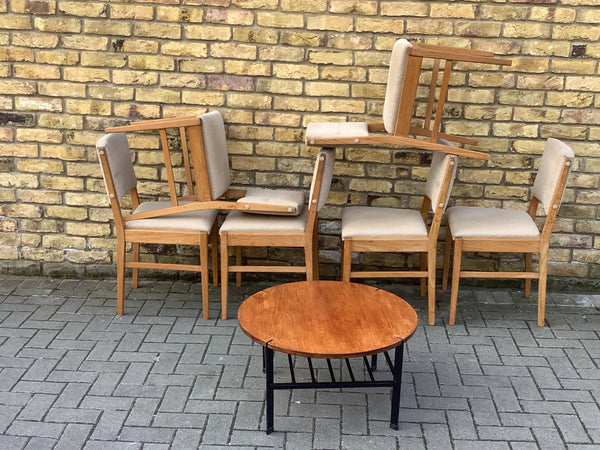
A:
219,147,336,320
305,39,512,161
96,132,219,319
341,149,458,326
442,138,574,327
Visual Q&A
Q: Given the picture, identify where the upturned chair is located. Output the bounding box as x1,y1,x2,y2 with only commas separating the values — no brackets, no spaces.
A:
96,132,218,319
219,147,336,320
442,138,574,327
305,38,512,161
341,149,458,325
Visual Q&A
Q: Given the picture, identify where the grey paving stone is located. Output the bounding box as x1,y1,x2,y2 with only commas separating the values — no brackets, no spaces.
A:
0,276,598,448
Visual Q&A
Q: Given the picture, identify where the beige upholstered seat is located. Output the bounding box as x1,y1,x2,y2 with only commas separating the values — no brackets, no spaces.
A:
219,148,335,320
96,133,218,319
305,39,511,161
341,149,458,325
442,138,574,327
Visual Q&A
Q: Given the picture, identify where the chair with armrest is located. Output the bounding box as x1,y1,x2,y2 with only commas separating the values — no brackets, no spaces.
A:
219,147,336,320
341,147,458,325
441,138,574,327
96,132,219,319
305,38,512,161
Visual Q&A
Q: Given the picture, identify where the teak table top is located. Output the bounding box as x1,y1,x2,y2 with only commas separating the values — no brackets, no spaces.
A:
238,281,418,359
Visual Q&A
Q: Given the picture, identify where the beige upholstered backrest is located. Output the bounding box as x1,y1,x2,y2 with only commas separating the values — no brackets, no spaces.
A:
309,148,335,211
199,111,231,200
382,39,413,135
96,132,136,202
532,138,574,213
425,143,457,212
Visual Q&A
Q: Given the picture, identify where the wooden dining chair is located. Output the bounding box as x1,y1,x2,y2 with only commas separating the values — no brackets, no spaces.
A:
219,147,336,320
341,148,458,325
96,132,219,319
305,38,512,161
442,138,574,327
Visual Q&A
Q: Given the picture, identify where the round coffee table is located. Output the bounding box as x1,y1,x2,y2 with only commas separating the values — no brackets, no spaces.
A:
238,280,418,434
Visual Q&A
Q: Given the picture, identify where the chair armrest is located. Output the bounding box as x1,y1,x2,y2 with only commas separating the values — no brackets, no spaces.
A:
105,116,200,133
410,43,512,66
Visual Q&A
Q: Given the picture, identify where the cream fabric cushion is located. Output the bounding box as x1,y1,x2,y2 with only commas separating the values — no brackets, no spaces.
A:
342,206,427,239
309,147,336,211
237,188,306,216
199,111,231,200
425,146,457,211
305,122,369,143
220,208,309,234
96,133,136,202
126,201,217,232
446,206,540,239
531,138,574,213
383,39,413,134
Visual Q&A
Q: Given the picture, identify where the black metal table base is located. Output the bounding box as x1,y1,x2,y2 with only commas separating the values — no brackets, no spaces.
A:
263,343,405,434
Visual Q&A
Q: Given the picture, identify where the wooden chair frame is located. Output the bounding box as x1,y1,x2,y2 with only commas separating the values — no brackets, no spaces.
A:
442,147,573,327
219,149,332,320
341,154,457,326
306,42,512,161
96,137,219,319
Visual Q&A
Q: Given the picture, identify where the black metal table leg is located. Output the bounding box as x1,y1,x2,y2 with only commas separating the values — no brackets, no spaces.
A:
389,342,405,430
265,345,274,434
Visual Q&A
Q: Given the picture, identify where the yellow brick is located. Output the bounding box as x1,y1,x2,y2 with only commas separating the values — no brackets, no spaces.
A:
211,43,256,60
89,86,134,101
15,96,62,111
562,109,600,126
492,123,539,138
81,52,127,68
45,206,87,220
273,97,319,112
0,143,38,158
181,91,225,106
457,169,504,184
231,156,275,171
498,90,545,106
84,20,131,36
228,125,274,141
2,203,43,218
157,6,204,23
406,19,450,35
531,6,576,23
553,24,600,41
225,60,271,77
234,28,278,44
20,219,59,233
38,113,83,130
455,22,502,38
322,99,365,114
16,129,62,143
254,112,301,127
281,0,326,12
256,79,302,95
118,39,158,53
12,32,58,48
133,22,181,39
112,70,158,86
513,107,561,123
308,50,353,66
552,59,596,75
565,76,600,92
357,18,404,33
546,92,594,108
64,67,110,82
448,88,495,104
516,75,564,90
185,24,232,41
0,80,36,95
0,15,33,30
65,222,111,236
445,121,492,137
58,1,106,17
161,42,207,57
14,64,60,80
256,142,299,157
36,50,79,65
135,88,180,104
255,172,300,187
40,175,84,191
305,81,349,97
206,7,254,25
111,4,154,20
17,189,62,204
259,46,304,62
34,17,80,33
281,32,325,47
307,16,353,32
381,2,426,17
22,248,64,262
431,4,476,18
522,40,571,57
464,106,513,121
129,55,174,71
65,99,111,115
257,12,304,28
346,149,390,164
349,177,393,194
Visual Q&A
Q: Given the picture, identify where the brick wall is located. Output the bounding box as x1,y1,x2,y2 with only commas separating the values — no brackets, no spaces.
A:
1,0,598,286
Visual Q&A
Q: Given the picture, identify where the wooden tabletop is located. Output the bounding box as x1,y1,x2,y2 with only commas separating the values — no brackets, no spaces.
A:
237,281,418,359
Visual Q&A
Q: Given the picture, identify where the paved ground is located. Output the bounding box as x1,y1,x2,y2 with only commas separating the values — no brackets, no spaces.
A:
0,274,598,449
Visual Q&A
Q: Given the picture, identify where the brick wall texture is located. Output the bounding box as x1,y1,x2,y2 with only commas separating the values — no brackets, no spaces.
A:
1,0,599,286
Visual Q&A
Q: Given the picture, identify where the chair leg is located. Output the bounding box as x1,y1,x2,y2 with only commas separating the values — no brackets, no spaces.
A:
427,249,436,326
304,242,314,281
200,235,210,321
442,227,452,291
132,242,140,289
449,238,463,326
220,234,229,320
537,247,548,327
312,230,319,281
116,237,126,316
419,252,427,297
341,240,352,282
524,252,532,298
210,222,219,287
235,246,242,287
